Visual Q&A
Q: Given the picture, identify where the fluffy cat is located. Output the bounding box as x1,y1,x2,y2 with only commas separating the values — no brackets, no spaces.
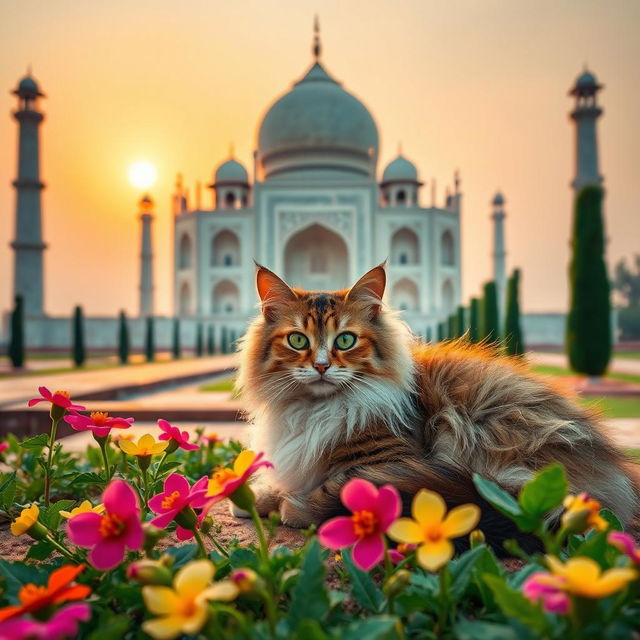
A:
235,263,639,548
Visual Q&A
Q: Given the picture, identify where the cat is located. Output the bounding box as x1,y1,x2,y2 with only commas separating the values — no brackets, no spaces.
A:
235,263,639,548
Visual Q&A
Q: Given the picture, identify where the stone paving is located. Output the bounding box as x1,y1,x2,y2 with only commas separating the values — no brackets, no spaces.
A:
530,352,640,376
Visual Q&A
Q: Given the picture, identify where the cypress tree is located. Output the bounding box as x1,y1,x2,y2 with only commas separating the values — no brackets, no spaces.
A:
172,318,181,359
456,305,466,339
437,322,446,342
504,269,525,357
195,323,204,357
72,305,86,367
221,327,229,354
207,325,214,355
447,314,456,339
469,297,480,343
8,295,25,368
230,330,237,351
118,310,130,365
481,281,500,342
567,186,611,376
145,316,155,362
425,327,432,342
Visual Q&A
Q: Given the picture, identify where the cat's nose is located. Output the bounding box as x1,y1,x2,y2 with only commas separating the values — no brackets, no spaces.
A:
313,361,330,375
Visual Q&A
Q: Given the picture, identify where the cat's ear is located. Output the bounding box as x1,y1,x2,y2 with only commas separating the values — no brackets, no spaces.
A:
255,264,297,321
346,263,386,318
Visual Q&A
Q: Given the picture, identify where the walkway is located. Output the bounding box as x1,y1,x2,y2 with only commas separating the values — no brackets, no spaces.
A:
530,352,640,376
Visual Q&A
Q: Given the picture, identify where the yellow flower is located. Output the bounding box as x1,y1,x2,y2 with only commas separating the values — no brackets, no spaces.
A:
546,555,637,598
142,559,238,640
119,433,168,457
11,504,40,536
59,500,105,520
388,489,480,572
561,493,607,533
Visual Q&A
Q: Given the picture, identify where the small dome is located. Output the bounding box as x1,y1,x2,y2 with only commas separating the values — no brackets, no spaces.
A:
382,155,419,183
492,191,505,206
214,158,249,184
257,61,379,179
14,74,43,98
577,70,597,87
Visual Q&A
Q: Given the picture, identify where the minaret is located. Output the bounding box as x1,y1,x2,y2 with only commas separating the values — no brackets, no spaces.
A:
11,72,47,316
569,68,603,192
491,192,507,316
138,194,155,317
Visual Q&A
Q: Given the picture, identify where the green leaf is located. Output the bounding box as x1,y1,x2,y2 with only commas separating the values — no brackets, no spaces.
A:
292,620,329,640
63,471,105,486
41,500,74,529
20,434,49,450
473,473,537,532
0,560,48,600
337,616,399,640
471,546,504,606
600,508,623,531
519,463,568,518
164,544,197,568
87,615,130,639
455,620,521,640
26,540,55,561
289,539,329,627
449,544,486,599
343,549,384,613
0,472,17,511
484,574,548,634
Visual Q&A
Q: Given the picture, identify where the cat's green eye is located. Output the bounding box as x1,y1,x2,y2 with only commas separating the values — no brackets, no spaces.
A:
334,332,357,351
287,332,310,350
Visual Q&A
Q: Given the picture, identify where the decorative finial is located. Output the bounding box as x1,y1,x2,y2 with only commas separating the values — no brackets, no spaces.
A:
397,141,402,156
454,169,460,193
27,64,33,77
229,142,235,158
313,15,321,60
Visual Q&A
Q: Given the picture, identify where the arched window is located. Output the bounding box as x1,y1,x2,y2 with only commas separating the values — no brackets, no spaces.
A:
396,190,406,205
441,230,455,266
212,280,240,315
441,279,454,315
391,278,419,312
225,192,236,209
179,234,192,270
211,230,240,267
391,228,419,265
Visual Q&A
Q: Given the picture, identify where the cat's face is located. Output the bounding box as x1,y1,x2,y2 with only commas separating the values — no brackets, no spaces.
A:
243,264,403,401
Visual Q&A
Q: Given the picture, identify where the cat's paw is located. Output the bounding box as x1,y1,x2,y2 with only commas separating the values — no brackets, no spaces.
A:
254,489,281,517
230,503,250,519
279,499,316,529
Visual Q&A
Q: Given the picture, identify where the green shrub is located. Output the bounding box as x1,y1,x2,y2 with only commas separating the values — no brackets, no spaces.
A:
8,295,24,368
504,269,524,356
118,310,130,365
172,318,181,360
145,316,155,362
72,305,86,367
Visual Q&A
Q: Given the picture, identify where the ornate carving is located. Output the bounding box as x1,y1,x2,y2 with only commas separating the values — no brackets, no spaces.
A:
279,209,352,237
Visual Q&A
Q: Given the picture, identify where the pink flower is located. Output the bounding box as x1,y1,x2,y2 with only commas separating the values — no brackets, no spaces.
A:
67,479,144,570
157,419,199,451
0,442,8,455
0,602,90,640
388,549,404,564
318,478,401,571
64,411,134,438
523,572,570,615
27,387,85,413
609,531,640,564
148,474,209,539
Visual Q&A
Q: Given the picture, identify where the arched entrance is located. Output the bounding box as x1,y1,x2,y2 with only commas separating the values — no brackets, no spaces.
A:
283,224,349,290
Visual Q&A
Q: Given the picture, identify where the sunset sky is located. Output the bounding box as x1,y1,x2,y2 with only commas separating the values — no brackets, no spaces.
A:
0,0,638,317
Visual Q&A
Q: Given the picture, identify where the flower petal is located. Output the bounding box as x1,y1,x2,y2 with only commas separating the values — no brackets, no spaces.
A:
150,511,178,530
47,564,85,591
233,450,256,475
376,485,401,530
174,560,214,598
387,518,424,544
412,489,446,528
164,474,189,496
201,581,239,602
441,504,481,538
352,534,385,572
142,616,188,640
417,539,454,572
67,513,102,546
142,586,181,615
318,517,358,549
341,478,379,513
175,526,195,541
122,518,144,551
119,439,138,455
89,539,126,570
103,479,139,519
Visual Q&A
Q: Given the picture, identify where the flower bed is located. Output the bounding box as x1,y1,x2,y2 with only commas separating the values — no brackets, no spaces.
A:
0,386,639,638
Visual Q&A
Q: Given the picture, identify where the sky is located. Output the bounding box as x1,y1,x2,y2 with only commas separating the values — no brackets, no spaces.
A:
0,0,638,317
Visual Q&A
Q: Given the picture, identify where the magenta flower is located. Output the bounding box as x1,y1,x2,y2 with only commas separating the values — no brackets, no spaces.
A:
157,419,199,451
609,531,640,564
522,572,570,615
148,473,209,539
0,602,90,640
67,479,144,570
64,411,134,438
0,442,8,455
318,478,401,571
27,387,85,413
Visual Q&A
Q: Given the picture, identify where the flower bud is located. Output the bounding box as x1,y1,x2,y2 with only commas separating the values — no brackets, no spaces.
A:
200,515,214,535
10,504,48,540
383,570,411,597
127,559,173,586
137,454,152,472
469,529,486,548
561,508,591,535
229,484,256,512
174,506,199,531
231,568,264,595
143,523,167,554
164,439,179,455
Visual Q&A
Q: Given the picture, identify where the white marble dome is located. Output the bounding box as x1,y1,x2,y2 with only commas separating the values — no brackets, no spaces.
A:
257,61,379,179
214,158,249,184
382,154,419,183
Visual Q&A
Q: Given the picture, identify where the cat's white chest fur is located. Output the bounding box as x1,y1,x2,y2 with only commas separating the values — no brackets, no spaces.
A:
249,379,415,496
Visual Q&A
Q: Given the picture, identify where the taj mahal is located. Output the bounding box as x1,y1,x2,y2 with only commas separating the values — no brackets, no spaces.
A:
172,25,461,341
4,23,605,350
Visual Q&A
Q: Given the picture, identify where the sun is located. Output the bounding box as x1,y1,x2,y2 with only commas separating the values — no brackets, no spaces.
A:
128,161,157,190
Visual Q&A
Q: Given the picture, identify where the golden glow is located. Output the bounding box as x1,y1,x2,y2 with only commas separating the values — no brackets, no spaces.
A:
128,161,157,190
